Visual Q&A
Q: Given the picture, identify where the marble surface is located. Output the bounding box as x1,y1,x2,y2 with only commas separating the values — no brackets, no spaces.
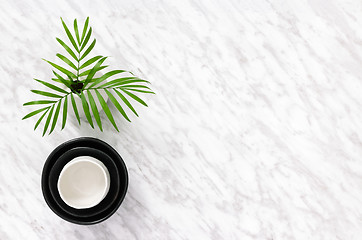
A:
1,0,362,239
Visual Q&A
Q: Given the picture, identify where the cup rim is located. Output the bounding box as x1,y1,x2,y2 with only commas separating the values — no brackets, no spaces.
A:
57,156,111,209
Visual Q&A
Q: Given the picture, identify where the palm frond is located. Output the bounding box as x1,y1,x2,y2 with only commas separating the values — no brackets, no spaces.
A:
87,90,102,131
34,108,50,130
61,17,79,53
81,17,89,43
42,59,77,79
113,89,138,116
79,65,108,77
98,78,149,88
80,92,94,128
23,106,50,120
83,57,107,88
56,53,77,71
80,39,96,60
70,93,81,125
23,17,154,135
80,56,102,69
52,71,71,88
34,78,69,94
119,88,148,106
95,89,119,131
74,19,81,45
105,89,131,121
62,95,68,129
56,38,78,61
31,90,63,98
23,100,56,106
88,70,128,88
42,104,55,136
80,27,92,51
120,88,155,94
49,100,62,134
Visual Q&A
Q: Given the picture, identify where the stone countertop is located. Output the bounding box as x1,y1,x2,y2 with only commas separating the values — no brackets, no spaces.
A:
1,0,362,239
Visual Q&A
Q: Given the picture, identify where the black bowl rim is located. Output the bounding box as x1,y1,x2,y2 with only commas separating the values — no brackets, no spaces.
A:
48,146,121,218
41,137,128,225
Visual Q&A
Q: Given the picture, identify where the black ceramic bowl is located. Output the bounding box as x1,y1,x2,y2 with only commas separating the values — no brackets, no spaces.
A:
48,147,120,218
42,137,128,225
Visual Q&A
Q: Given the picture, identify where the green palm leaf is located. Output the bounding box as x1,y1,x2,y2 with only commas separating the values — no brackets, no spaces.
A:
113,89,138,116
87,90,102,131
51,77,72,85
88,70,128,88
23,100,56,106
22,106,50,120
83,57,107,88
49,99,62,134
97,77,138,88
99,78,149,88
34,108,50,130
80,27,92,51
43,59,77,79
56,53,77,71
31,90,63,98
23,17,153,135
80,55,102,69
95,89,119,131
56,38,78,61
34,78,69,94
81,17,89,43
119,85,152,90
71,93,81,125
80,39,96,61
80,92,94,128
120,89,148,106
62,95,68,129
105,89,131,121
121,88,155,94
52,71,71,88
74,19,80,45
61,17,79,52
43,105,55,136
79,65,108,77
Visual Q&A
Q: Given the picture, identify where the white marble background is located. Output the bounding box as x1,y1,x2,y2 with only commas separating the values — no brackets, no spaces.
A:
1,0,362,239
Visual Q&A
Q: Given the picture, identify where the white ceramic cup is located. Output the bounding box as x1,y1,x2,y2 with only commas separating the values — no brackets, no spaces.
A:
57,156,110,209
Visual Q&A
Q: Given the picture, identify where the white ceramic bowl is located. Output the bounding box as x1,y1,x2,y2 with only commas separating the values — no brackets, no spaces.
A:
57,156,110,209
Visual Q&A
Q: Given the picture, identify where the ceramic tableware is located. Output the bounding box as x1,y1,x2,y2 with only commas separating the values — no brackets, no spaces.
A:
42,137,128,225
